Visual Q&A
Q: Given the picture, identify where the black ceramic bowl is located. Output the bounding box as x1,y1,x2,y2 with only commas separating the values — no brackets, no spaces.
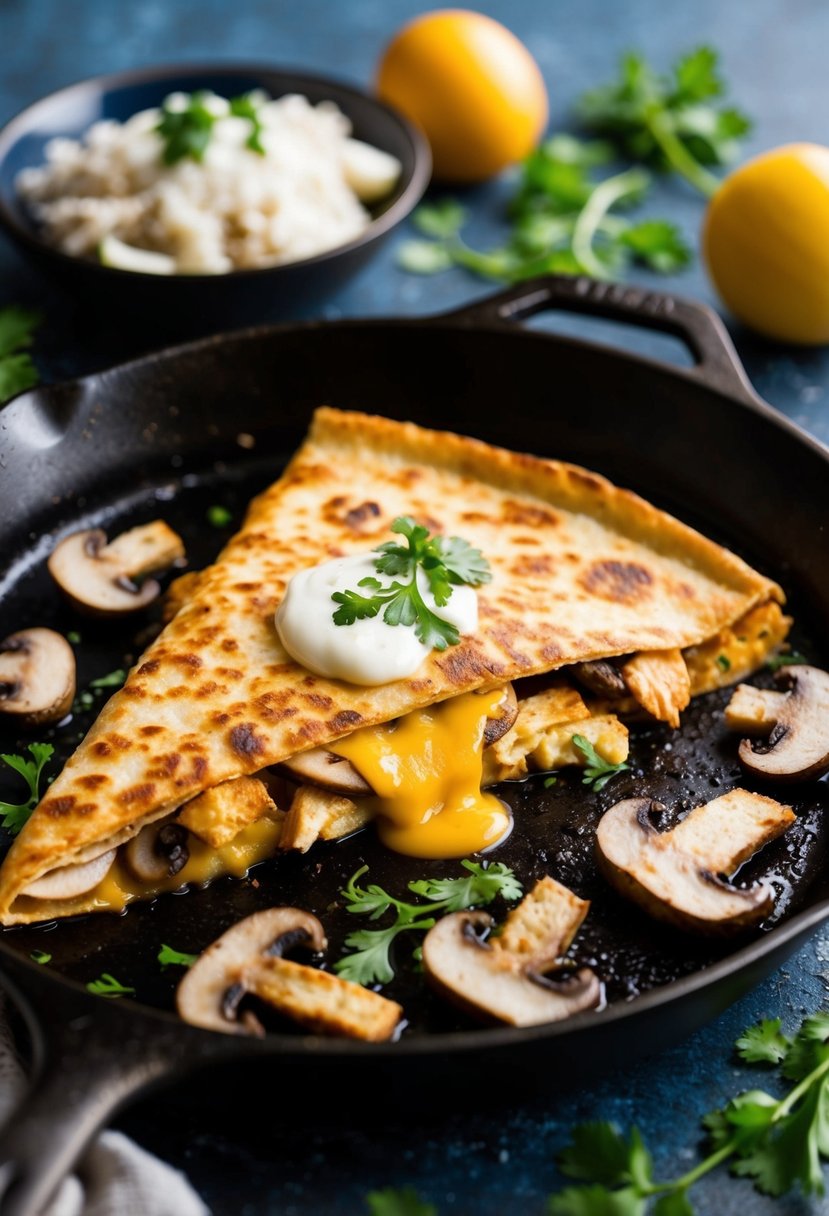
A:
0,63,431,334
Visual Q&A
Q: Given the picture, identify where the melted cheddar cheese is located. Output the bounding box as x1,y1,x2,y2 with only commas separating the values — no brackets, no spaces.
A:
332,689,511,858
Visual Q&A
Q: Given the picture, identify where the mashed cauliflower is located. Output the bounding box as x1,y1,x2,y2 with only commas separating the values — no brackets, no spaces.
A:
16,91,402,274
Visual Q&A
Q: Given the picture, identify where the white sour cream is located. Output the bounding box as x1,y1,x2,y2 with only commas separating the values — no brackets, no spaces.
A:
275,553,478,685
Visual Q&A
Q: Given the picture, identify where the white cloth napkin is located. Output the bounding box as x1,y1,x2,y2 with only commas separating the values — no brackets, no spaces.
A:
0,995,209,1216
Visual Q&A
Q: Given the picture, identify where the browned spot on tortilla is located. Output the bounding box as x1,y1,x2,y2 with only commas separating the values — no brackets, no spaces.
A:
137,659,160,676
502,501,560,528
305,692,334,710
229,723,266,758
121,685,146,699
581,560,654,605
345,501,381,529
148,754,180,778
43,796,76,817
196,682,219,698
217,668,243,680
221,638,239,652
213,712,231,726
92,741,111,757
510,554,554,577
119,783,156,806
78,774,109,790
140,725,164,737
109,734,131,751
172,653,203,670
460,512,491,524
329,710,363,733
568,469,604,492
436,647,489,685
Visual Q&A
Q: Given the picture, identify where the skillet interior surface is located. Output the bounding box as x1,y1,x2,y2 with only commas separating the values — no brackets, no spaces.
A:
1,303,828,1044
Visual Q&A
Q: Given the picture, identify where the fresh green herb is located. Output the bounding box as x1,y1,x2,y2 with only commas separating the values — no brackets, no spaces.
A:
86,973,135,998
335,860,522,986
716,654,731,672
332,516,491,652
399,136,691,284
89,669,127,690
158,943,199,969
66,630,82,645
0,743,55,834
572,734,630,792
157,91,218,165
229,92,267,155
30,949,51,965
767,650,809,672
549,1011,829,1211
366,1189,437,1216
544,776,558,788
577,46,751,198
0,305,40,404
206,504,233,527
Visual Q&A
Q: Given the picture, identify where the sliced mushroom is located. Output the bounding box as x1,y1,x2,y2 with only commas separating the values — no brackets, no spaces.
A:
735,666,829,781
124,821,191,883
47,521,185,617
280,684,518,794
423,876,601,1027
573,659,629,699
176,907,327,1036
595,790,795,934
23,847,116,900
0,628,76,727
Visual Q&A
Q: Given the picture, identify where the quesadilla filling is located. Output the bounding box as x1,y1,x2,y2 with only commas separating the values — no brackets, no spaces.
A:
0,408,791,927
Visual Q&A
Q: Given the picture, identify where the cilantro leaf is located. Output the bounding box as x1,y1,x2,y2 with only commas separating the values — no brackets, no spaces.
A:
207,504,233,527
396,241,455,274
572,734,630,791
87,973,135,998
781,1012,829,1082
158,943,198,969
548,1185,646,1216
619,220,691,273
652,1195,694,1216
736,1019,791,1065
671,46,722,104
366,1188,437,1216
411,199,466,239
335,861,521,986
30,949,51,965
0,305,41,403
228,92,267,155
0,743,55,834
558,1123,644,1188
157,91,217,165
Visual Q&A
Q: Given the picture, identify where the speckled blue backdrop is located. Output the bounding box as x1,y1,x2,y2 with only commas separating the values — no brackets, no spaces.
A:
1,1,829,1213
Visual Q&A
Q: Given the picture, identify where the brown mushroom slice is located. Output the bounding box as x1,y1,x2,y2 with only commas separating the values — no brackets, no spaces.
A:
573,660,629,699
0,628,76,727
179,776,278,848
725,684,785,735
595,790,795,935
481,683,519,746
176,907,327,1036
123,821,191,883
243,955,402,1041
736,666,829,782
619,648,691,729
424,876,599,1027
423,909,600,1027
278,748,372,796
47,521,185,617
23,847,116,900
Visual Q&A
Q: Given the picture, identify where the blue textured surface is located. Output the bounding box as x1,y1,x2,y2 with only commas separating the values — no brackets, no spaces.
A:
2,1,829,1212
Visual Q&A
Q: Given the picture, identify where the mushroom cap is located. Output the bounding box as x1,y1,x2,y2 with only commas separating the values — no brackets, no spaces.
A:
124,821,190,883
595,798,773,934
23,847,116,900
48,530,162,617
422,910,601,1027
176,908,327,1035
738,665,829,781
0,628,76,727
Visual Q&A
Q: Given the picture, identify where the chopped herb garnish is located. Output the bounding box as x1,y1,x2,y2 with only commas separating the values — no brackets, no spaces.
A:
206,504,233,527
0,304,40,404
158,943,198,969
716,653,731,672
66,630,82,645
157,91,218,165
30,949,51,965
544,775,558,788
577,45,751,198
89,668,127,690
86,973,135,998
366,1190,437,1216
335,861,521,987
767,650,809,672
572,734,630,792
332,516,491,652
229,92,267,155
0,743,54,834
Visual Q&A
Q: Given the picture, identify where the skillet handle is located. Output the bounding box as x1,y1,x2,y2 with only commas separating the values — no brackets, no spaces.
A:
444,275,758,405
0,960,218,1216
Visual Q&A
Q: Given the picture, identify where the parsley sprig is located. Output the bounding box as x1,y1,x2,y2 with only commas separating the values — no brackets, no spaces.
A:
399,137,690,283
0,305,40,404
572,734,630,792
334,861,522,986
0,743,54,834
578,46,751,198
767,650,808,672
158,943,198,969
157,90,267,165
86,973,135,998
332,516,491,652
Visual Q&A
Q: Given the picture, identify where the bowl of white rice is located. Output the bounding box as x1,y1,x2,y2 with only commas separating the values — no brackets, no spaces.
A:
0,64,431,333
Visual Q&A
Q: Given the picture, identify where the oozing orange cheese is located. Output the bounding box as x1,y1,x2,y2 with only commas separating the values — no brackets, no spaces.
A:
332,689,512,858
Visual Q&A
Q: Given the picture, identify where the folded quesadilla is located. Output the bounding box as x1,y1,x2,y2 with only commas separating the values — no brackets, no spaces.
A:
0,407,787,925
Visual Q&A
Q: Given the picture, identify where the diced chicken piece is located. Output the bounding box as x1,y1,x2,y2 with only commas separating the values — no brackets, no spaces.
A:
281,784,372,852
179,775,278,848
725,684,785,735
244,955,401,1041
493,876,589,968
620,648,690,729
482,682,592,782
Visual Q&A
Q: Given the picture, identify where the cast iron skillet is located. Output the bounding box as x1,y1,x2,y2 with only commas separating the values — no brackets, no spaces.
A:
0,276,828,1216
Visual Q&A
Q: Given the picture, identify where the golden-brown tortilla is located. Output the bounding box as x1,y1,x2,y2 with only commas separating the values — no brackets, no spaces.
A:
0,407,782,924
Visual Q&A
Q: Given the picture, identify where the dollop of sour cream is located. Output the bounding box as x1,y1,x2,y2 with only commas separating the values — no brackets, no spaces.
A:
275,553,478,685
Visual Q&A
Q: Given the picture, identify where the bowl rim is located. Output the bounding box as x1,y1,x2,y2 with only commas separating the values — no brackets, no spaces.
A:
0,60,432,282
